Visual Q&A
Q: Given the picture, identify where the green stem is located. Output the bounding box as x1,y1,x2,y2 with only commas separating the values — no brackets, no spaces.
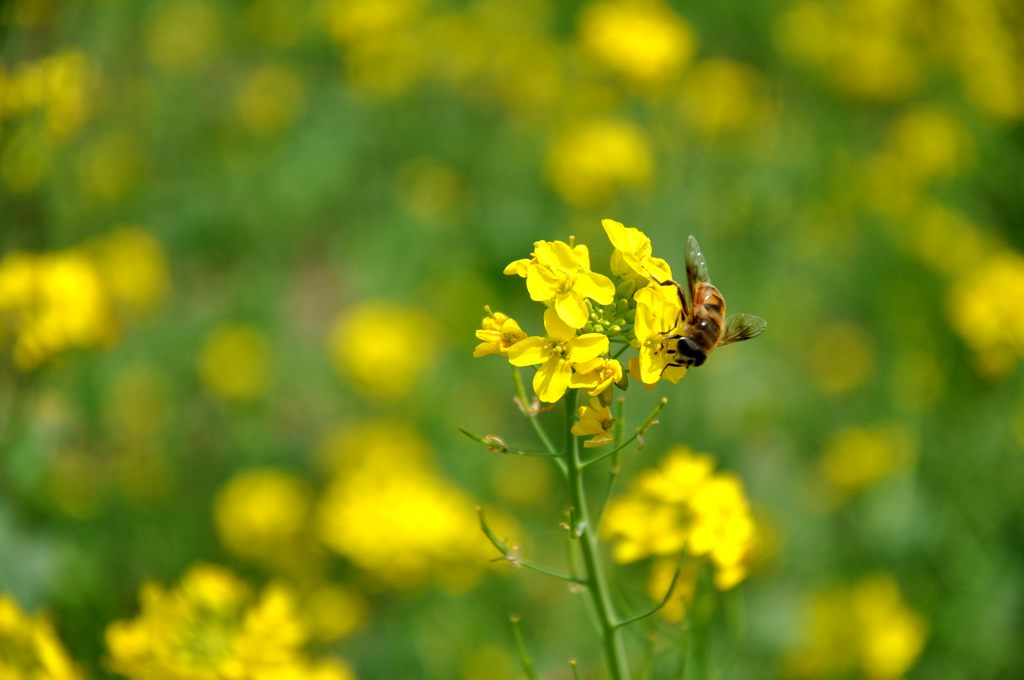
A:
595,397,627,527
564,390,630,680
458,427,562,458
509,615,538,680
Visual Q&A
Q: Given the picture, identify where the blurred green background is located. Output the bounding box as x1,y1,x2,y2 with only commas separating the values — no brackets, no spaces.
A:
1,0,1023,678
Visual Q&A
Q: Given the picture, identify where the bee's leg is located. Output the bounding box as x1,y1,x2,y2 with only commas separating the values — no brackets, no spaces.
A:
652,275,690,317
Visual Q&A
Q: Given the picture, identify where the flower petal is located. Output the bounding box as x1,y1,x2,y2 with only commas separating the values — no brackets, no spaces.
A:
526,264,560,301
638,347,664,384
508,337,551,366
573,271,615,305
503,258,531,277
554,292,589,329
568,333,609,363
536,308,571,344
533,356,571,403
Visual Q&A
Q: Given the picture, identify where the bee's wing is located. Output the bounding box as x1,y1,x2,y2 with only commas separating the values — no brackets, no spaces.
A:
686,235,710,296
720,313,767,346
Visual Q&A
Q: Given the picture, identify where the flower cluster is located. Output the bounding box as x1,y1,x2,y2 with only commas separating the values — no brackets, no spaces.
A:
475,219,687,418
105,564,355,680
601,446,757,589
784,576,927,680
0,228,169,371
0,594,84,680
316,420,498,589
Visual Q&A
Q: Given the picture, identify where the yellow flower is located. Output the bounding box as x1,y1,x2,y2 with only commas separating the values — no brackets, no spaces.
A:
504,239,615,328
578,0,696,85
86,227,170,315
197,323,273,401
105,564,351,680
784,576,927,680
545,118,653,206
473,308,527,358
0,594,84,680
818,425,916,505
328,300,439,401
0,250,115,370
602,446,756,589
569,356,623,396
678,59,763,137
317,452,490,590
687,473,756,589
572,397,615,448
508,308,609,403
633,283,687,385
214,469,314,570
602,218,673,285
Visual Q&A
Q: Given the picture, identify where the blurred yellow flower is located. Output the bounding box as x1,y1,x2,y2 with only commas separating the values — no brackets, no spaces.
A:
775,0,923,102
0,250,115,370
678,59,763,138
603,446,755,588
0,50,93,139
321,0,426,44
327,301,439,401
508,307,609,403
317,453,488,589
299,583,366,643
0,594,84,680
578,0,696,85
646,556,698,622
235,65,306,136
947,250,1024,373
86,227,170,316
317,418,432,473
197,324,273,401
473,308,526,358
504,239,615,328
545,118,653,206
145,0,222,73
818,425,916,504
215,469,314,569
784,576,927,680
106,564,352,680
885,106,973,182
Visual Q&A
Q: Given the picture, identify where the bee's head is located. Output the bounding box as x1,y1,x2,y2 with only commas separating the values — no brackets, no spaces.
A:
671,336,707,368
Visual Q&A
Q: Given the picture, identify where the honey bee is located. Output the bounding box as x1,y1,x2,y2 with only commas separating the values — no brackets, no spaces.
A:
659,235,766,369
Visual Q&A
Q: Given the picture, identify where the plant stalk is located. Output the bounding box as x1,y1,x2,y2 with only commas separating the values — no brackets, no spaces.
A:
564,389,629,680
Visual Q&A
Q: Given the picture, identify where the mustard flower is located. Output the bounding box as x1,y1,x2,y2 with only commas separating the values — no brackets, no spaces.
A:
505,239,615,329
473,307,527,358
578,0,695,86
545,119,653,206
633,283,687,385
570,356,624,396
214,469,314,570
602,218,673,284
572,397,617,448
0,594,84,680
602,446,757,589
105,564,352,680
784,576,927,680
508,308,610,403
